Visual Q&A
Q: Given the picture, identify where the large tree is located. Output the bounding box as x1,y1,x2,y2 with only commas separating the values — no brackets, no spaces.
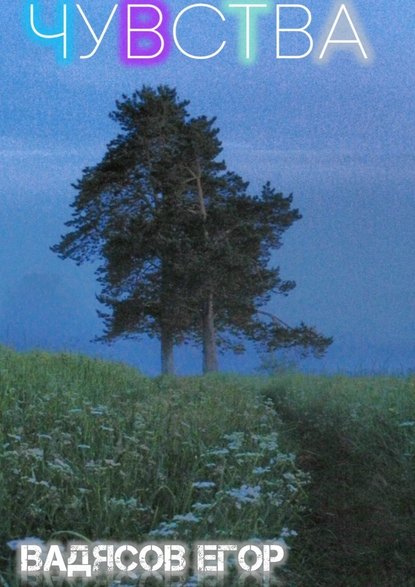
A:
52,86,198,373
52,85,331,374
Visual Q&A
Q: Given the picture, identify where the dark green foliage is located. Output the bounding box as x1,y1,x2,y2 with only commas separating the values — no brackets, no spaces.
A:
52,85,331,373
53,86,194,344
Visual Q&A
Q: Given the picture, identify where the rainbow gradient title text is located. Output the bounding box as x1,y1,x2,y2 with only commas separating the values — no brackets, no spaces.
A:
24,1,373,66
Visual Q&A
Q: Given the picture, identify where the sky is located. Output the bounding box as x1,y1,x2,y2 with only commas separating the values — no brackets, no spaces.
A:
0,0,414,375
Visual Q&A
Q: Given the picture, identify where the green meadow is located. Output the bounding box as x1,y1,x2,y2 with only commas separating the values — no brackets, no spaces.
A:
0,346,414,586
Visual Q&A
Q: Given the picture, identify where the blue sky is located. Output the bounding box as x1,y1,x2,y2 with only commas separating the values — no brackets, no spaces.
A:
1,1,414,374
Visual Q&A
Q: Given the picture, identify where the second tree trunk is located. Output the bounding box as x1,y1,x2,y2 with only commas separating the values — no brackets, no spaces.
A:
202,293,218,373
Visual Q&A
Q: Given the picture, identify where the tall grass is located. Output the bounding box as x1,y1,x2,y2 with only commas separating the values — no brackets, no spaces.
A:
0,347,306,584
2,346,414,585
262,373,415,586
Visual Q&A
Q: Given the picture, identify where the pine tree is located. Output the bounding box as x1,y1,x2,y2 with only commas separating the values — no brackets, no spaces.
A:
52,85,332,374
165,115,332,370
52,86,197,373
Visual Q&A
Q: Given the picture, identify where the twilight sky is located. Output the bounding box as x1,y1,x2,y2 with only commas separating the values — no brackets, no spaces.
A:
0,0,414,374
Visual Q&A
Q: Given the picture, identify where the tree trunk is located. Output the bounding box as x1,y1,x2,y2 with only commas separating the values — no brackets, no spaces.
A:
193,163,219,374
161,330,174,375
202,293,218,373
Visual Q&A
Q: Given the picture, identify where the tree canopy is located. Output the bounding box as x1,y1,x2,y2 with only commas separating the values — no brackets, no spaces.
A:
52,85,332,373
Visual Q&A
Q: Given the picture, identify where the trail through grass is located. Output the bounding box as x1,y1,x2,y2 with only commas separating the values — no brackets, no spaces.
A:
1,347,414,585
262,373,415,586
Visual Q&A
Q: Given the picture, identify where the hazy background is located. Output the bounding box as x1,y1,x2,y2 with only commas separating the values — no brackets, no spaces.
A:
1,0,414,375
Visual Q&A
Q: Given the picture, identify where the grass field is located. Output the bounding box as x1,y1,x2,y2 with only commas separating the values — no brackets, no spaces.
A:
261,374,415,586
0,346,414,586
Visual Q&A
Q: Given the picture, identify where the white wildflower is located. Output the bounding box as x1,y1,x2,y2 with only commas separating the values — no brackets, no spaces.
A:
148,521,178,538
235,451,261,459
192,502,213,512
109,497,138,509
48,458,73,474
256,432,279,451
104,459,121,467
7,537,45,551
38,480,52,488
26,448,44,460
280,527,298,538
192,481,215,490
173,512,200,523
227,485,261,506
37,434,52,440
252,466,271,475
205,448,229,457
224,432,244,450
90,405,108,416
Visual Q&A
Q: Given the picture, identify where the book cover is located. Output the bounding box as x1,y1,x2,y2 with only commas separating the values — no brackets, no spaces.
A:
1,1,414,585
